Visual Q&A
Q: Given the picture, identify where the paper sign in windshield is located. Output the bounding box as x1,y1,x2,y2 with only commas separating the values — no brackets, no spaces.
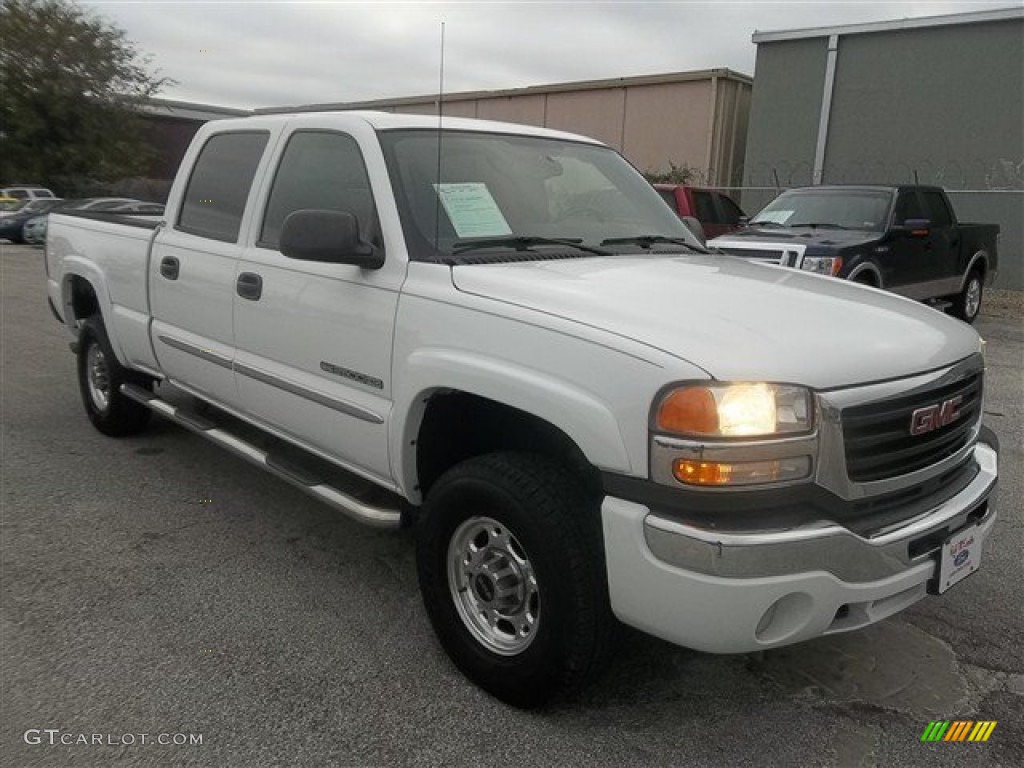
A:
757,210,794,224
434,183,512,238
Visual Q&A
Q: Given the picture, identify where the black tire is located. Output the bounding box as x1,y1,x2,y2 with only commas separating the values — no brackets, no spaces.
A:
951,270,983,324
416,452,615,708
77,317,152,436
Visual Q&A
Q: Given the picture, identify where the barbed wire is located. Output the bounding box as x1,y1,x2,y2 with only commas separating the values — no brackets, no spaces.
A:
739,158,1024,191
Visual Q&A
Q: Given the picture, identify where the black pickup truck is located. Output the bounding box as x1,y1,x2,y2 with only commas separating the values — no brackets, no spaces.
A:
708,185,1000,323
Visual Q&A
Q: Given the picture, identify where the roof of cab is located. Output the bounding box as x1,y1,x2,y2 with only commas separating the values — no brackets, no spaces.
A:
782,185,911,194
227,109,605,146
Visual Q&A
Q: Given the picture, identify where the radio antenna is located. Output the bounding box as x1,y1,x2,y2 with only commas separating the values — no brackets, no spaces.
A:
433,21,446,252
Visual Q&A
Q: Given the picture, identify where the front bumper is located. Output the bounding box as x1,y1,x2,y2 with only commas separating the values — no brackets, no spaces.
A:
602,440,998,654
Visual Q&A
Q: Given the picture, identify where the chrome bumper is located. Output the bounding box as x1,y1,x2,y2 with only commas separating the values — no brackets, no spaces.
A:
643,441,997,583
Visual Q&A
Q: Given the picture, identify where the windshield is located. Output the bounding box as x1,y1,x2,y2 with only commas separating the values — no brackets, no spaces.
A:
379,129,700,262
752,189,893,232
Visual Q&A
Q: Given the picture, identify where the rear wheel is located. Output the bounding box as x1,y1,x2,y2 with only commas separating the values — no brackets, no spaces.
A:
77,317,152,436
416,452,615,707
952,270,983,324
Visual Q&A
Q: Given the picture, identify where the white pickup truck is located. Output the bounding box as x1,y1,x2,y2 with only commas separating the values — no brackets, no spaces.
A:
46,111,999,707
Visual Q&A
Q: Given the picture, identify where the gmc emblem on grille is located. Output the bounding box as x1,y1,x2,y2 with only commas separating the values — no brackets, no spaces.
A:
909,396,962,435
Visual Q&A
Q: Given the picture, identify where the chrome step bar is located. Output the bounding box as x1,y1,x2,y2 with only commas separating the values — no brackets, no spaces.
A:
120,384,403,530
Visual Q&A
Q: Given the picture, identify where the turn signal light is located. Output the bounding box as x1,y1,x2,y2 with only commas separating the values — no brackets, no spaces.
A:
672,457,811,487
673,460,734,486
656,387,718,435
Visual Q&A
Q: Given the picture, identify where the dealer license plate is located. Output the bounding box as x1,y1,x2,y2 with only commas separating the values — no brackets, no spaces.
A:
937,523,983,594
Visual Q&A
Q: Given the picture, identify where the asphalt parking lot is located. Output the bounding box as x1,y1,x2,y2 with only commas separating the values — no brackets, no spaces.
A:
2,242,1021,767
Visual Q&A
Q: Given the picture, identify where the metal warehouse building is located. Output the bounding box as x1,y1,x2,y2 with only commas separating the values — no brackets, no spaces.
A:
277,69,753,188
742,7,1024,289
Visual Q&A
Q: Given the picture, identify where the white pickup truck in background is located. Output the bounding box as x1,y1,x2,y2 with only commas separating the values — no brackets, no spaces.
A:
46,111,999,707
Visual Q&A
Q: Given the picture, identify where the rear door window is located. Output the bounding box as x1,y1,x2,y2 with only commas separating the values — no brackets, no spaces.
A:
177,131,269,242
893,190,927,224
921,190,953,227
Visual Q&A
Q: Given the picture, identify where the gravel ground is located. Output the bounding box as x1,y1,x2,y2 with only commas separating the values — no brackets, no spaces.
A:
983,288,1024,320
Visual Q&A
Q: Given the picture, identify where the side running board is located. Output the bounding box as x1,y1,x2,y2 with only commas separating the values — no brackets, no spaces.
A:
121,384,402,530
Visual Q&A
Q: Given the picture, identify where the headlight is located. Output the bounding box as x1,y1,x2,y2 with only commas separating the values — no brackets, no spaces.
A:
801,255,843,276
655,382,812,438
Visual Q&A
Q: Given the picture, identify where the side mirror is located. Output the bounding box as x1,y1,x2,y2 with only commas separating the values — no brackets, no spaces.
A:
681,215,706,245
892,218,931,237
738,215,750,226
279,209,384,268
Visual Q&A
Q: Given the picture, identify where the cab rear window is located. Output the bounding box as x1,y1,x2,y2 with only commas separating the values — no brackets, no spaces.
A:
177,132,269,242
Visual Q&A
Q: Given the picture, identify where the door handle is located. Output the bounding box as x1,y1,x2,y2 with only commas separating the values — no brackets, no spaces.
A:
159,256,180,280
236,272,263,301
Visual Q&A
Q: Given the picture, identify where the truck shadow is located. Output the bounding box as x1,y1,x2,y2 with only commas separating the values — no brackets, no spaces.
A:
573,619,972,720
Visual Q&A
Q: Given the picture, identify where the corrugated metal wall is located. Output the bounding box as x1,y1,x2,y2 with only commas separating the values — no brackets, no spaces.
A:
338,71,752,188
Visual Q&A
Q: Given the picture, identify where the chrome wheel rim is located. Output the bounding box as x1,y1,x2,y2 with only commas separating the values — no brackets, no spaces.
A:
86,342,111,412
965,279,981,319
447,516,540,656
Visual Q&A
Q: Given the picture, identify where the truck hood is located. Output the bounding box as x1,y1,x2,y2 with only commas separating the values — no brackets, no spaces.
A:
710,226,880,250
451,254,980,389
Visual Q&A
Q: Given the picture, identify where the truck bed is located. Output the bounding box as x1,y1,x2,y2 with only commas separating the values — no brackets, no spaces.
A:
58,208,164,230
46,211,162,372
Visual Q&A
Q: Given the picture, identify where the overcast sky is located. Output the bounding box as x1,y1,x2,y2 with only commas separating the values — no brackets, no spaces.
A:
82,1,1014,110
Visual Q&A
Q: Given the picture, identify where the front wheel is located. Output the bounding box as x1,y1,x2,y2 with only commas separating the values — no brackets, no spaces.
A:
416,452,615,707
951,270,983,324
77,317,152,436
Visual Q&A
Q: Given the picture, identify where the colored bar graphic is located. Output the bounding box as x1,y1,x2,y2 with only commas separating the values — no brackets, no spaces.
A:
945,721,972,741
922,720,997,742
921,721,950,741
968,722,998,742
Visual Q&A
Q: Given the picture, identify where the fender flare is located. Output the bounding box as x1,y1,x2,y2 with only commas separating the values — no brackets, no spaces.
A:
959,252,988,291
391,347,634,502
60,257,128,366
846,261,883,287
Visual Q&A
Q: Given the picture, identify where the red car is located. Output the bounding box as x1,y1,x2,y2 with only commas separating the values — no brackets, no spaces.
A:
654,184,746,240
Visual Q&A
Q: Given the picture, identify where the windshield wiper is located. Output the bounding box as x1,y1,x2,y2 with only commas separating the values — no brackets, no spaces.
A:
748,220,788,228
452,236,610,256
599,235,704,251
787,222,848,229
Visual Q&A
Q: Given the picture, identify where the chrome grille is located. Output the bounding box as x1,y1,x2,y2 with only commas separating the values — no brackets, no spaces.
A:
717,247,787,264
842,372,983,482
